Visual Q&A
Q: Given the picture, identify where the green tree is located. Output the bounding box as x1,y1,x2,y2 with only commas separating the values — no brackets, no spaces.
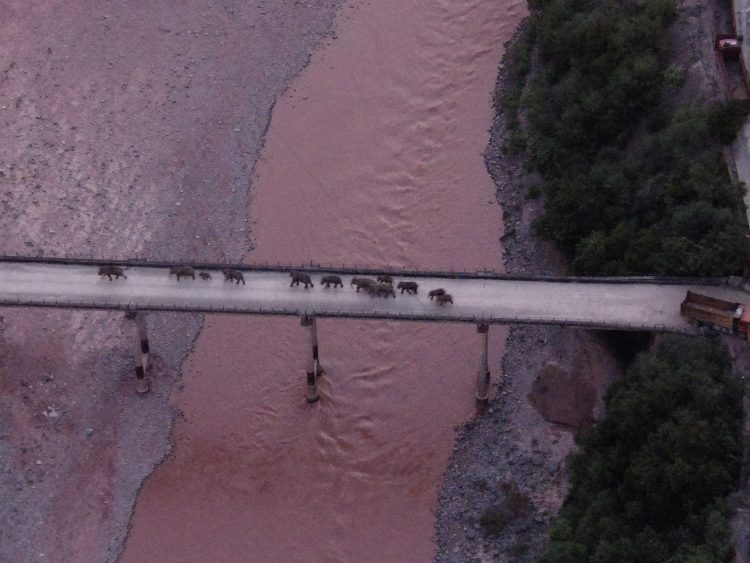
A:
512,0,746,276
540,336,743,562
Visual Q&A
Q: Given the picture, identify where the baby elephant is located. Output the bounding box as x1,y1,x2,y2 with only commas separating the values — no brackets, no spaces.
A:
436,293,453,306
98,265,127,280
222,268,245,285
351,277,375,292
367,283,396,298
290,271,314,288
428,288,446,300
199,272,212,280
397,281,418,295
321,274,343,288
376,275,393,285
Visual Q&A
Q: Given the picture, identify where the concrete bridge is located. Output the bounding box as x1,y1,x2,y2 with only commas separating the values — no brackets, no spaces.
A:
1,256,748,403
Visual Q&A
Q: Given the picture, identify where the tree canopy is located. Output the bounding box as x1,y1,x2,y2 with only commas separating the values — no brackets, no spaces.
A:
540,336,744,562
511,0,747,276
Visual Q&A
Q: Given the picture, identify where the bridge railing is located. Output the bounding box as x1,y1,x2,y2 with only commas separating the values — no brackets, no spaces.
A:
0,253,731,286
0,294,698,334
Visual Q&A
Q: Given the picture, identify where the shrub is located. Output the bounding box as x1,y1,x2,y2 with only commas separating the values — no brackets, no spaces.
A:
480,481,533,535
506,0,746,277
663,63,686,89
540,336,743,562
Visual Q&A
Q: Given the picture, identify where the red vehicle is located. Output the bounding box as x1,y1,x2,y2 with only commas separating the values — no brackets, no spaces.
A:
718,36,742,60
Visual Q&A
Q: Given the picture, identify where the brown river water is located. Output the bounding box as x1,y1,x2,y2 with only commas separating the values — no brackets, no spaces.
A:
123,0,526,560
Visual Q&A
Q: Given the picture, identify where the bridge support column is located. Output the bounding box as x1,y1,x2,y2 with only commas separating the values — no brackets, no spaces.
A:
126,310,150,394
309,317,323,377
301,316,323,403
476,323,490,409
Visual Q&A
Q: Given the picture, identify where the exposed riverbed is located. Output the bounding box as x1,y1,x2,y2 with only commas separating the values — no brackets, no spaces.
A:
0,2,341,561
122,0,525,560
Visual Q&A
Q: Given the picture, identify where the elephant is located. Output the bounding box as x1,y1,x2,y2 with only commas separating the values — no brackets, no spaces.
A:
436,293,453,305
290,271,314,288
222,268,245,285
98,265,127,280
367,283,396,298
169,266,195,280
428,288,446,300
351,277,375,292
397,281,418,295
321,275,343,288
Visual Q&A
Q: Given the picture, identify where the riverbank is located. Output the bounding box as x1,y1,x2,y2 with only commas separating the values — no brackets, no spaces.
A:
435,0,750,559
434,22,624,561
0,2,340,561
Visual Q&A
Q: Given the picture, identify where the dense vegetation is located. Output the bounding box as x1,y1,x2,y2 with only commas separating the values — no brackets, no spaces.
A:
498,1,749,559
540,336,744,562
509,0,747,276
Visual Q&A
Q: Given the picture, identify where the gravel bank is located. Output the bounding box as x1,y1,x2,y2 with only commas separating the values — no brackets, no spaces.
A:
0,2,339,561
434,23,623,562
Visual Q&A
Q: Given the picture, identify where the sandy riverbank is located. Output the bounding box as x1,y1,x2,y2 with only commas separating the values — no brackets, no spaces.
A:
0,2,339,561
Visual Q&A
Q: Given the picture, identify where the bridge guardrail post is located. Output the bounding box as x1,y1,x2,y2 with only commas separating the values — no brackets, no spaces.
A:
476,323,490,409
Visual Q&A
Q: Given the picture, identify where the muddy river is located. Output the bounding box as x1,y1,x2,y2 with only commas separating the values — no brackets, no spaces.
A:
122,0,525,560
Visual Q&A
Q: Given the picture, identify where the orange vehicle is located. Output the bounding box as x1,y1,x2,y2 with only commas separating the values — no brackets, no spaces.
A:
680,291,750,337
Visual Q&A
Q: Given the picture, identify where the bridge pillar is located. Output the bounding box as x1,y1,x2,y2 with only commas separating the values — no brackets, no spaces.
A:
310,317,323,377
126,310,150,394
476,323,490,408
301,316,323,403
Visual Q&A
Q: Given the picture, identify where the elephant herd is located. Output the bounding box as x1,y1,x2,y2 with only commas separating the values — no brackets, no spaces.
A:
98,265,245,284
98,265,454,305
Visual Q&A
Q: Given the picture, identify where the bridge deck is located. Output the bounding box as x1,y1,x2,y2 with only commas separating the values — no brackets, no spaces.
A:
0,261,748,332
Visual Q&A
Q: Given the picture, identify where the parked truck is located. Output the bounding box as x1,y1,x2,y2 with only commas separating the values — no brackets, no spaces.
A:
680,291,750,337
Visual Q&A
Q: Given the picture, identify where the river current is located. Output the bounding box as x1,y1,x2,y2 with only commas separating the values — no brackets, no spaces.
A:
123,0,526,560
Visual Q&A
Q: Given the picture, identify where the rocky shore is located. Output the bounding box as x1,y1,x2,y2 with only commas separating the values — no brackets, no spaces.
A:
434,23,624,562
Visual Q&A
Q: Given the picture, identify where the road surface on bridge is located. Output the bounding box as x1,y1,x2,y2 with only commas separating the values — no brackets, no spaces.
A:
0,261,747,332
